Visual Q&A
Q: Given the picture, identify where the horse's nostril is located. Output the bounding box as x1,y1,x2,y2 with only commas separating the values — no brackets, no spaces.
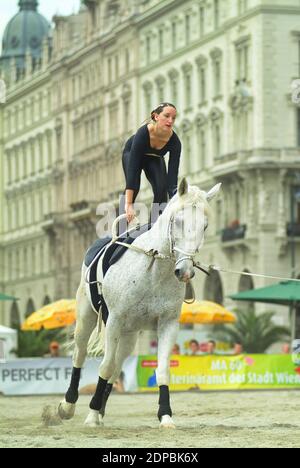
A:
191,271,195,279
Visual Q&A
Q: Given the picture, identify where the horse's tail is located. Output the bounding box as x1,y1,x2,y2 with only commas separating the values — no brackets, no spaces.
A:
62,315,105,357
87,318,106,357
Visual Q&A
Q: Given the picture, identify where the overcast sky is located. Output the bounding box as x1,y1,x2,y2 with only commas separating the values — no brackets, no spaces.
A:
0,0,81,53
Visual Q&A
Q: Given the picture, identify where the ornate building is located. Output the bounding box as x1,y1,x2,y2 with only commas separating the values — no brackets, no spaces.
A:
1,0,300,340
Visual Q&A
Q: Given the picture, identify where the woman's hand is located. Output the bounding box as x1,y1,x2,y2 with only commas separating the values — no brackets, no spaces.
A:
125,203,136,224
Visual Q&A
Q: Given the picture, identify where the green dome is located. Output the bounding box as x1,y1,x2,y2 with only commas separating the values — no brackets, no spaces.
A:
0,0,51,72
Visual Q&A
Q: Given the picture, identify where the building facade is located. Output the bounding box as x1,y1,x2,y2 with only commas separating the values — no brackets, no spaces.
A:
1,0,300,340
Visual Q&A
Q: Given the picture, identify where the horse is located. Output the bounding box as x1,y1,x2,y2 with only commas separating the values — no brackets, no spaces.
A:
58,178,221,428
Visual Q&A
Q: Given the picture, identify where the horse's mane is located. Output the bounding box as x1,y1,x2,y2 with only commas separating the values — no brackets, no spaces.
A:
168,185,210,217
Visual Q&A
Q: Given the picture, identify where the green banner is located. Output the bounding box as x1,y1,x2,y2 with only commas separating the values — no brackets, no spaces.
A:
137,355,300,391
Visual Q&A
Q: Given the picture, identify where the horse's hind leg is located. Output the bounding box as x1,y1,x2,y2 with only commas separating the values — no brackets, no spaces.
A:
58,283,97,420
84,316,125,427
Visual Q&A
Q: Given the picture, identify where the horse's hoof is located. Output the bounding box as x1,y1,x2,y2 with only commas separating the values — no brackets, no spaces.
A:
159,415,176,429
84,410,103,428
58,400,76,420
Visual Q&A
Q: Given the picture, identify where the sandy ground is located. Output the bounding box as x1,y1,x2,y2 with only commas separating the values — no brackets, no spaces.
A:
0,391,300,448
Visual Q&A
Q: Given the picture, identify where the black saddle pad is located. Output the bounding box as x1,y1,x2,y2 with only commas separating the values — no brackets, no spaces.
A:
85,223,153,321
106,223,152,271
84,223,153,272
84,236,112,267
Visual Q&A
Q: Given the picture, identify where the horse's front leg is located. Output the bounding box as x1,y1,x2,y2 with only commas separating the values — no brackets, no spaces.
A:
156,319,179,429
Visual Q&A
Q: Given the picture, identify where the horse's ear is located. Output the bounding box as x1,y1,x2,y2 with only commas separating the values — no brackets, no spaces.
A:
206,183,222,202
178,178,188,197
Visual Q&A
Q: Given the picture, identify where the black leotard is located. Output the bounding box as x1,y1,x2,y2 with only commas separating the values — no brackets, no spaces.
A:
122,124,182,203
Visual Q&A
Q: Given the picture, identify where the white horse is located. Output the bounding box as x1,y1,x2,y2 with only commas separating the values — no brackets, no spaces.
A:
58,178,221,428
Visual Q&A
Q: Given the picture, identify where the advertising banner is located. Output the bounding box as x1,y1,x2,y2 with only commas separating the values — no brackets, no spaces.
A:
0,356,138,395
137,355,300,391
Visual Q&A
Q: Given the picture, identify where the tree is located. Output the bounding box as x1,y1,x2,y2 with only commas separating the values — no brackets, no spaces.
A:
15,328,62,358
210,310,291,353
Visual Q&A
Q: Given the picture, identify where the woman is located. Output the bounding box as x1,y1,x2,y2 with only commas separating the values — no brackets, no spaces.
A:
121,102,181,224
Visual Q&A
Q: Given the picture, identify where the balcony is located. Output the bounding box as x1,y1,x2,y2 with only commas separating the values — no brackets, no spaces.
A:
287,222,300,237
222,222,247,242
41,212,65,237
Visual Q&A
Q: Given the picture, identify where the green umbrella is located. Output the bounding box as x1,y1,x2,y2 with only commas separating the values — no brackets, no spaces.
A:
229,281,300,306
0,293,18,301
229,280,300,340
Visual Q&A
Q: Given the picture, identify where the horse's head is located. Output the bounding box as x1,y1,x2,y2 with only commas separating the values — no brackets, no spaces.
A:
168,178,221,283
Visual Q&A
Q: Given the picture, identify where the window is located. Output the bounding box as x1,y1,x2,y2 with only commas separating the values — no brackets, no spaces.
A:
200,67,206,103
210,48,223,97
158,27,164,58
297,109,300,147
216,199,222,233
6,152,12,184
183,132,192,174
125,48,130,73
143,82,152,112
214,0,220,29
124,100,130,133
200,129,206,169
210,108,223,158
155,76,165,103
214,60,221,96
199,6,205,37
185,73,192,109
215,123,221,158
109,103,119,139
146,36,151,64
16,150,20,182
236,41,249,80
204,270,224,304
115,55,119,80
170,78,178,106
238,0,248,15
182,63,193,109
108,57,112,83
235,189,241,220
171,20,177,51
158,82,164,103
47,132,52,167
185,12,191,44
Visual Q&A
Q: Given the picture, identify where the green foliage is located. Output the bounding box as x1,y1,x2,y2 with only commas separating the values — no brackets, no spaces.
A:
15,328,62,358
210,309,291,353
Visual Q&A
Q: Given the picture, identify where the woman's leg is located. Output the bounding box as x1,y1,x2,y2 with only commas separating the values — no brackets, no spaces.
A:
143,157,168,224
119,149,140,235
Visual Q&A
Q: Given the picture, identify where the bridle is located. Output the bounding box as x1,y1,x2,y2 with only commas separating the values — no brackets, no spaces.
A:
167,209,208,274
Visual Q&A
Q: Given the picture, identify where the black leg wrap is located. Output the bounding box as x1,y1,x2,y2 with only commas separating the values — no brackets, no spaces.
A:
89,377,108,411
65,367,81,404
100,383,113,417
157,385,172,421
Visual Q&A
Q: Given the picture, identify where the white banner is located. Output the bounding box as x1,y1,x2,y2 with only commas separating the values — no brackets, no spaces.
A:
0,356,138,395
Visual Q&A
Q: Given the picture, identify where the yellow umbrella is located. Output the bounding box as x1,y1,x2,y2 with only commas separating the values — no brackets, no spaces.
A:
180,300,236,324
22,299,76,331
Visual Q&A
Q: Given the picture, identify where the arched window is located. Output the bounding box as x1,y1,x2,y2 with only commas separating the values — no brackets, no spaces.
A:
43,295,51,306
238,270,254,312
238,270,254,292
10,301,20,329
25,298,35,318
203,270,224,304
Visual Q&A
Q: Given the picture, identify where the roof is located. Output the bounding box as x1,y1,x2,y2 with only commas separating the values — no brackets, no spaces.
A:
0,0,51,69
